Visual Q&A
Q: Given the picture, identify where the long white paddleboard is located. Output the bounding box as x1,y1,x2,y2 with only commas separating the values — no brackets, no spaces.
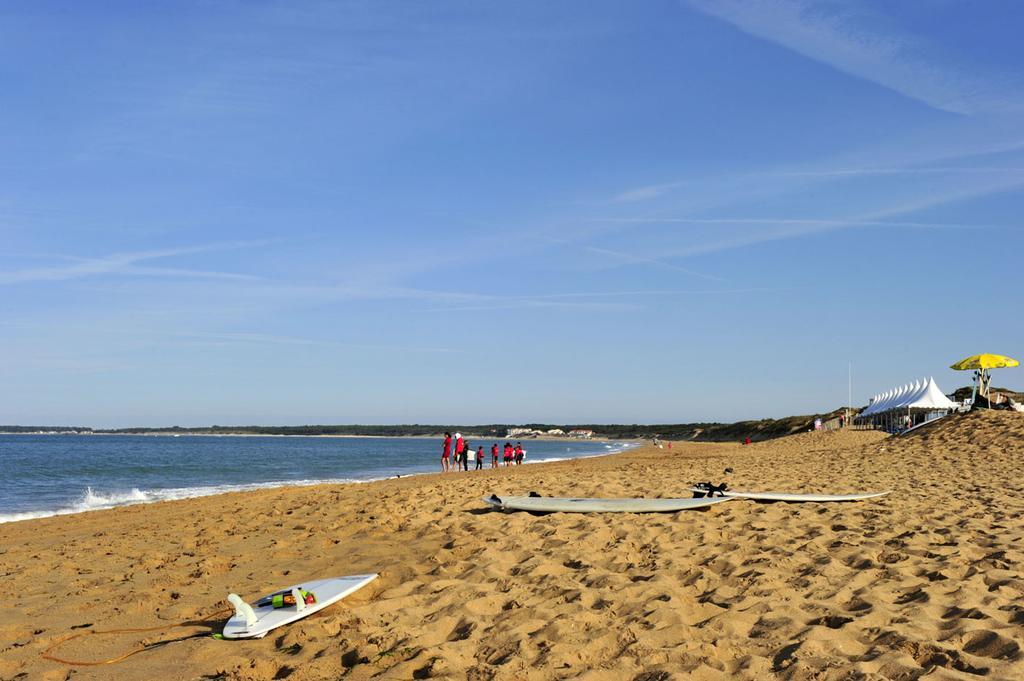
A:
222,574,377,639
690,488,890,502
483,494,732,513
899,416,946,436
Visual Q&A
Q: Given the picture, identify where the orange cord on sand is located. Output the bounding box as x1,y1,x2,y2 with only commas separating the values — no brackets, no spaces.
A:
40,608,232,666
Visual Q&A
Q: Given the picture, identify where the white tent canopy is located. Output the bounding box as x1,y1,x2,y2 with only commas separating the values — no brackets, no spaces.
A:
861,377,957,416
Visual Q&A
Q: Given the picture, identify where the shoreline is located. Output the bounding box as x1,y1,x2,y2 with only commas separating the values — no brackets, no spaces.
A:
0,441,641,526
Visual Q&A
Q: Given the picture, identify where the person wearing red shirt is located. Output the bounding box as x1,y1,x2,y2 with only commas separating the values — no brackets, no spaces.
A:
475,446,484,470
514,443,524,465
454,433,465,472
441,431,452,472
503,442,513,466
491,443,499,468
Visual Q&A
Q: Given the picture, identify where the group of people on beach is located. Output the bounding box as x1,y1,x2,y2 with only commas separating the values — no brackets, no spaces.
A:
441,432,525,472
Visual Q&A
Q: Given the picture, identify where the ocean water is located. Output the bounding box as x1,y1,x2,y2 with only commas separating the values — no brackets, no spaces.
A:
0,434,635,524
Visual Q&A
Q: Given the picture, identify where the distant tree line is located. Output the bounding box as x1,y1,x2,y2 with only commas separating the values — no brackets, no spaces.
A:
1,407,860,442
0,425,90,433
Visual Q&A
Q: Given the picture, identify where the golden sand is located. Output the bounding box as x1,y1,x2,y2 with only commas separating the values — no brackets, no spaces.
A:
1,411,1022,680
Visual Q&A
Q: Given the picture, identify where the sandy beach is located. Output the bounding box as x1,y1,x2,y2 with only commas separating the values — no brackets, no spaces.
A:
2,410,1022,680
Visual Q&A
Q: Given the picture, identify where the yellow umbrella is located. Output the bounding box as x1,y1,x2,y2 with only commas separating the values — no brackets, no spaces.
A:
949,353,1020,370
950,353,1019,405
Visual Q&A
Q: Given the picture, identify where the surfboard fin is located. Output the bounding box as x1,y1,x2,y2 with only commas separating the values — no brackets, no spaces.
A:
291,588,306,612
228,593,258,629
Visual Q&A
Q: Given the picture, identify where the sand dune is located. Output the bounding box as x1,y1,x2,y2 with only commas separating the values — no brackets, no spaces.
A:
2,411,1022,679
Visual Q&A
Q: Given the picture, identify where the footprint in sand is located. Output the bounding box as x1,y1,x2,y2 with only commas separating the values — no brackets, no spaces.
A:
807,614,853,629
958,629,1021,661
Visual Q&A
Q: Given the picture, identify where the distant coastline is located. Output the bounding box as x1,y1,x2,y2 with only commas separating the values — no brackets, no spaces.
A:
0,431,617,442
0,406,862,442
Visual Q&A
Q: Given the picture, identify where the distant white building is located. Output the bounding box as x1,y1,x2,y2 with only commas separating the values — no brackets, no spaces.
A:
545,429,565,436
506,427,543,438
567,429,594,439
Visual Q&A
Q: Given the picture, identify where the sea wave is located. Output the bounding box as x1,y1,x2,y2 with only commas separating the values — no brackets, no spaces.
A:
525,441,639,464
0,478,368,524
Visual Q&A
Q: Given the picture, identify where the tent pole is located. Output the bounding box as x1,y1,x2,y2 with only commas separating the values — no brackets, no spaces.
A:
847,361,851,428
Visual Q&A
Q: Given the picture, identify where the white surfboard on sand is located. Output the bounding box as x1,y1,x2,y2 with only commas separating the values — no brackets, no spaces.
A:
482,494,733,513
690,488,889,502
222,574,377,639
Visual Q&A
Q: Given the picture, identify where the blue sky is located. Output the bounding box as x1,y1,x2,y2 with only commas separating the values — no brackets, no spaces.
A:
2,0,1022,427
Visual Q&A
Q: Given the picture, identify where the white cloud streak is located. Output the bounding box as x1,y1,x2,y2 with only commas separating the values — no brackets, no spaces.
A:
0,241,269,285
583,246,727,281
591,218,995,230
684,0,1023,115
425,287,771,313
633,177,1024,259
608,135,1024,207
174,331,454,354
778,167,1024,178
613,180,688,203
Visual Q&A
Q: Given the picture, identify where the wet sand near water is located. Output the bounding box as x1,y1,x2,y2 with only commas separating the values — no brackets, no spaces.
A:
1,410,1022,680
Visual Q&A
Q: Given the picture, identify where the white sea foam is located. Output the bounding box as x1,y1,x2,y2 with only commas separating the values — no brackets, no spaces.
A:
525,441,639,465
81,486,150,508
0,478,369,524
525,456,572,464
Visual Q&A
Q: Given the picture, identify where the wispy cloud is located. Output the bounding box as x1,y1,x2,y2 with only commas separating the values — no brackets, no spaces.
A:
603,132,1024,206
174,331,454,354
591,218,995,230
607,167,1024,208
613,180,688,203
425,287,770,313
0,241,268,285
116,266,258,281
523,288,772,299
778,167,1024,178
685,0,1023,114
583,245,727,281
606,176,1024,260
0,353,138,375
422,300,641,314
176,331,335,347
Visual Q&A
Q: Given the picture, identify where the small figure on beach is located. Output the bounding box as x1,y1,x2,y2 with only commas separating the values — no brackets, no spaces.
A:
514,442,524,465
503,442,513,466
475,446,484,470
491,443,499,468
454,433,465,472
442,432,452,472
461,438,471,471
